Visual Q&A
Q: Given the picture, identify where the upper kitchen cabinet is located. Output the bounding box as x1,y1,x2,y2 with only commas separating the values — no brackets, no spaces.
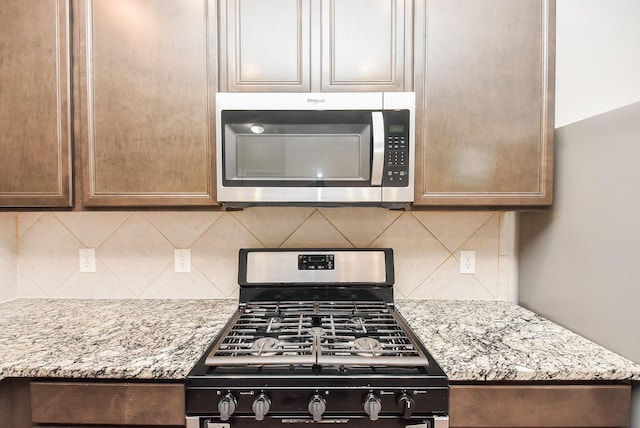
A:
219,0,412,92
414,0,555,206
0,0,72,208
75,0,218,207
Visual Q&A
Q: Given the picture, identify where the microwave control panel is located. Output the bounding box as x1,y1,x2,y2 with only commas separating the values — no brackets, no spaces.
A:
382,110,410,187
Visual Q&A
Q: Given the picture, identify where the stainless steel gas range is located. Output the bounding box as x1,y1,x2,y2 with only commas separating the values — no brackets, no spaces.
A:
186,248,449,428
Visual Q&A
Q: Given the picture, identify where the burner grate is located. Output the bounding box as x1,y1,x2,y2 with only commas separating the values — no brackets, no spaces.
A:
204,301,430,367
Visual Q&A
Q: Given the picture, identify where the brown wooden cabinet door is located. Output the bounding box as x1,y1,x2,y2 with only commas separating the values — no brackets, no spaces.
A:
414,0,555,206
220,0,312,92
219,0,411,93
320,0,410,92
75,0,217,207
0,0,72,208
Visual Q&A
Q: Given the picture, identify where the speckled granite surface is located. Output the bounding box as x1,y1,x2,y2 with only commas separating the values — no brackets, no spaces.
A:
0,299,237,380
396,299,640,382
1,298,639,382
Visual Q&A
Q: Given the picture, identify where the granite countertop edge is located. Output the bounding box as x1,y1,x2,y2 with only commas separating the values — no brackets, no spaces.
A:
1,298,639,383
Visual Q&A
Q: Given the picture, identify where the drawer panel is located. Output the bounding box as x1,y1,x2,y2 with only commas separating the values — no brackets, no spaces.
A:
30,382,185,426
450,384,631,427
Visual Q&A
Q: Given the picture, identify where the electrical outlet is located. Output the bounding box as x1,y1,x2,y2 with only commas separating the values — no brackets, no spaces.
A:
79,248,96,273
459,250,476,274
174,249,191,273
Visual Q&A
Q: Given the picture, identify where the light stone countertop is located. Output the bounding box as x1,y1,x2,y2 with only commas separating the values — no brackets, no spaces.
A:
1,298,639,382
395,299,640,382
0,299,237,380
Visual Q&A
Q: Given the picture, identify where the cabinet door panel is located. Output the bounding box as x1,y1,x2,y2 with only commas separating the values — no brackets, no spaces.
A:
415,0,554,205
321,0,408,92
0,0,72,207
222,0,311,91
77,0,216,206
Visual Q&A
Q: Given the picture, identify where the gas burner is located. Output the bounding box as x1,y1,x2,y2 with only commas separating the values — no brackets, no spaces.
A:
251,337,281,356
352,337,382,357
266,316,284,331
309,326,325,337
347,316,367,332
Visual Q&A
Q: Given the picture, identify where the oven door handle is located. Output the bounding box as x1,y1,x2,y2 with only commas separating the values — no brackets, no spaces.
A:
371,111,385,186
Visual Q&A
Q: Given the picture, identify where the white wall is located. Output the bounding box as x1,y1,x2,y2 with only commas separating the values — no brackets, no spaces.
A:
555,0,640,127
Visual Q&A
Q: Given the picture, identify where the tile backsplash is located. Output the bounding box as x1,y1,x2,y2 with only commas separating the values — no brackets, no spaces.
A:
0,213,17,302
0,208,517,301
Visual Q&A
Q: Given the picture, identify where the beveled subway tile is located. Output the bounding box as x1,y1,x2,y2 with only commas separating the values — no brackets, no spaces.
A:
319,207,401,247
372,213,449,298
99,214,174,296
144,211,222,248
412,211,495,253
232,207,314,247
56,212,130,248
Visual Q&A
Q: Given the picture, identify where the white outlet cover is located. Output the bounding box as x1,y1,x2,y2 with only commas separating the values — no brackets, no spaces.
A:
79,248,96,273
174,249,191,273
459,250,476,274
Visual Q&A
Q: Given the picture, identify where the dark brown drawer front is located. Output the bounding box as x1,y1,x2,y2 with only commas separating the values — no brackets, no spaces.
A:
450,384,631,428
30,382,185,426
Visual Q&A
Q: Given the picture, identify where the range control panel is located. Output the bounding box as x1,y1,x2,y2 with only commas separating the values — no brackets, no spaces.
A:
382,110,410,187
298,254,335,271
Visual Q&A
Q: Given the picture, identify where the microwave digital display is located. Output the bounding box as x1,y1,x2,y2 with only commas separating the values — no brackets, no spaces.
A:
389,124,405,133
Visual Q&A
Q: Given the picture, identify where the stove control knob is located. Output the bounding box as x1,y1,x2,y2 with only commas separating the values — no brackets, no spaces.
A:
308,394,326,422
217,393,237,421
252,393,271,421
363,393,382,421
396,393,416,419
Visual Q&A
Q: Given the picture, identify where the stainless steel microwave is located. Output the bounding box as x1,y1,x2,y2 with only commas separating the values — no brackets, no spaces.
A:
216,92,415,207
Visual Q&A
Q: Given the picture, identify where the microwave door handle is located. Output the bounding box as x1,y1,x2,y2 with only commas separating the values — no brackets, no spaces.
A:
371,112,384,186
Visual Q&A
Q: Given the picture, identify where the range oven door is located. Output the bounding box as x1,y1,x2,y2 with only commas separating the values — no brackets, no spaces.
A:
215,92,413,206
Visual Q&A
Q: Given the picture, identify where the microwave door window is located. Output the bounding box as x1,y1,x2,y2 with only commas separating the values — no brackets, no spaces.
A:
224,123,371,186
